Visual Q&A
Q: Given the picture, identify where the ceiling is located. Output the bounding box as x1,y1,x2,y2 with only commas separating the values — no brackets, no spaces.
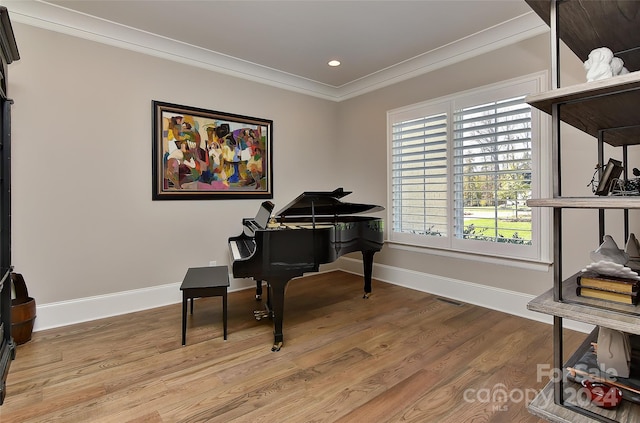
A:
3,0,547,100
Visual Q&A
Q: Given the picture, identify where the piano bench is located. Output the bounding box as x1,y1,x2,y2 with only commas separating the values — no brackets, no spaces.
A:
180,266,230,346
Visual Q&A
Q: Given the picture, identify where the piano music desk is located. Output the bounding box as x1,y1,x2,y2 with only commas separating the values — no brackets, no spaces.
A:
180,266,229,345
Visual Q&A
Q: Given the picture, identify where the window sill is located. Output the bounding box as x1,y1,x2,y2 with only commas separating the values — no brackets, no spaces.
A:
386,240,552,272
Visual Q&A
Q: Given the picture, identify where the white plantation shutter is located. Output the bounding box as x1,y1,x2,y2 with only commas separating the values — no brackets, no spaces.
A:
391,112,448,237
452,96,532,243
387,74,546,262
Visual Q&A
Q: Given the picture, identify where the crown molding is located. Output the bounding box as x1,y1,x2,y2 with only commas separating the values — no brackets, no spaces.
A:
337,13,548,100
2,0,547,102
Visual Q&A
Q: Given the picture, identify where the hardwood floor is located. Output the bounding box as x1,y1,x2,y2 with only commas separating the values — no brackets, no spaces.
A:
0,271,584,422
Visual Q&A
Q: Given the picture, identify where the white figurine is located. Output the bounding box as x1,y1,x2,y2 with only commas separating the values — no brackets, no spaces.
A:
625,233,640,271
626,233,640,258
611,57,629,76
584,47,614,81
590,234,629,265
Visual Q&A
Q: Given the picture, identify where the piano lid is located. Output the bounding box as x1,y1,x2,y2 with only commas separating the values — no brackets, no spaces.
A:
275,188,384,217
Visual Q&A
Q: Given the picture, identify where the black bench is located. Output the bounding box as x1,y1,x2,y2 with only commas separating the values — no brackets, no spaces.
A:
180,266,229,345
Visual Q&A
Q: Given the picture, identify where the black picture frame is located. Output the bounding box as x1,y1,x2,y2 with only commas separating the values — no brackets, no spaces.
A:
595,158,623,196
152,101,273,200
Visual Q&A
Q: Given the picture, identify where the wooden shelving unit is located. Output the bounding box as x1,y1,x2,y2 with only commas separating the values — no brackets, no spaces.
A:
524,1,640,422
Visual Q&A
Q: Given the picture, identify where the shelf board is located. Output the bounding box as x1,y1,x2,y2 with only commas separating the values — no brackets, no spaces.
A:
526,71,640,147
525,0,640,72
528,196,640,209
529,379,640,423
528,284,640,335
526,71,640,112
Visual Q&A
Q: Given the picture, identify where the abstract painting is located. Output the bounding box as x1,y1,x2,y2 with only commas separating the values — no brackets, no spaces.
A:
152,101,273,200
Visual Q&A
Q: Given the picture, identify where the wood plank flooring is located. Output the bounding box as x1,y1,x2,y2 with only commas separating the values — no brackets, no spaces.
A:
0,271,584,422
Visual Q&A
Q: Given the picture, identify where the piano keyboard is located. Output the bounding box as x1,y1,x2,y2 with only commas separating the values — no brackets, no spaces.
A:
230,238,256,260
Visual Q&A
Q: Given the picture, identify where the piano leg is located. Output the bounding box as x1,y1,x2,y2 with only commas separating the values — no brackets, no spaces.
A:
255,280,262,300
362,250,376,299
267,277,290,352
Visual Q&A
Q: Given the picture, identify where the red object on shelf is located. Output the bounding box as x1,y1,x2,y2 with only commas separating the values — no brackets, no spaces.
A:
582,379,623,409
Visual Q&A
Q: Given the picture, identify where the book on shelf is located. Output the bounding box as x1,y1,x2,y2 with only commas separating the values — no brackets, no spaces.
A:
576,286,639,305
577,271,640,294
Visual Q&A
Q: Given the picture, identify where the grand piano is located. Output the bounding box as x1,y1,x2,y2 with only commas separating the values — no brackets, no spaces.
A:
229,188,384,351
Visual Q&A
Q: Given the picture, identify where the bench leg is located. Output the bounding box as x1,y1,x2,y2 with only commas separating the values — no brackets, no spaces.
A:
182,293,188,346
223,292,228,340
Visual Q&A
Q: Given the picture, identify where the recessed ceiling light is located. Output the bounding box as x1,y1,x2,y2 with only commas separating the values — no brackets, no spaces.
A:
328,60,341,67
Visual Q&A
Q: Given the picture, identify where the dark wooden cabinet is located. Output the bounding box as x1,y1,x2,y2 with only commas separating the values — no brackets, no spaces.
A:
0,6,19,406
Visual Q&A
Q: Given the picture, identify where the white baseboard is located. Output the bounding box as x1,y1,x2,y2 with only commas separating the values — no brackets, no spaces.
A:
31,259,592,334
33,274,256,332
338,257,593,334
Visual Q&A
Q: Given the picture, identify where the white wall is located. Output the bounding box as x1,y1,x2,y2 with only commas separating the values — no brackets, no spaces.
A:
9,23,339,308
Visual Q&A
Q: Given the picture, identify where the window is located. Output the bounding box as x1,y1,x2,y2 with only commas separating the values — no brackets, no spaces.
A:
388,73,548,262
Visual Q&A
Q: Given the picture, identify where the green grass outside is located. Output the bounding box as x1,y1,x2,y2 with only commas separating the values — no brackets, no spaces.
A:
463,217,532,240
